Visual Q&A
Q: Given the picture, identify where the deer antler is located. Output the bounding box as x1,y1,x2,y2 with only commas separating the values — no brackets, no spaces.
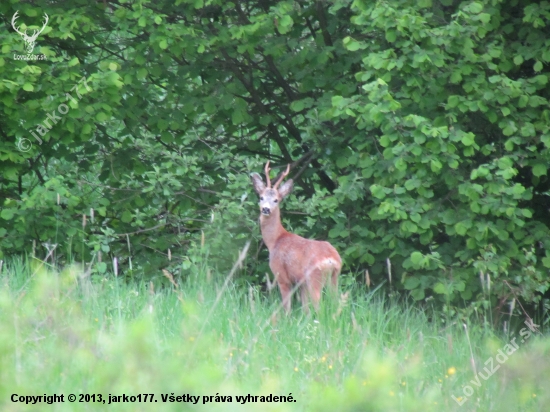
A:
11,11,25,37
273,164,290,189
11,11,48,40
264,161,272,188
36,13,49,37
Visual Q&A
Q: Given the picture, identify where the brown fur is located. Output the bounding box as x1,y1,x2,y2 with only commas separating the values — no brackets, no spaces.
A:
251,162,342,313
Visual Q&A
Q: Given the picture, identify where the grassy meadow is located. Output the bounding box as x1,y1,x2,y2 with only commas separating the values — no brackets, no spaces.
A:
0,255,548,412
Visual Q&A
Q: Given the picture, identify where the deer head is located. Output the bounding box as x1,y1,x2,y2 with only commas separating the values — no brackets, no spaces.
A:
251,162,293,216
12,11,49,54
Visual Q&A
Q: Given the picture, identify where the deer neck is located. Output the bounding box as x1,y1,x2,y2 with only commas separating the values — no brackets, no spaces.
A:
259,207,288,251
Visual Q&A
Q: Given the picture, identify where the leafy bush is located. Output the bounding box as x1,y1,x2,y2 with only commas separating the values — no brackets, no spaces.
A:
0,0,549,315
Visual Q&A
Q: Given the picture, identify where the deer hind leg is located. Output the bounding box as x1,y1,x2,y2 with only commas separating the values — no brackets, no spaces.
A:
299,282,311,314
330,265,341,295
304,268,325,312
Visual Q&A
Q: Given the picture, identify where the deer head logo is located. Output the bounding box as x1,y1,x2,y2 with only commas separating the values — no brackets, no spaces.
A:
11,11,49,54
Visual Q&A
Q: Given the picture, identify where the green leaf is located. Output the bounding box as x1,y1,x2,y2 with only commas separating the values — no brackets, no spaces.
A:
336,156,348,168
395,158,407,171
290,100,304,112
433,283,447,294
450,71,462,83
405,179,419,190
96,112,109,122
343,37,362,51
531,74,548,85
430,159,442,173
385,30,396,43
1,209,15,220
468,2,483,13
277,15,293,34
159,39,168,50
447,95,459,108
512,184,525,196
518,95,529,108
379,135,390,147
23,83,34,92
137,68,148,80
410,212,421,223
121,210,133,223
532,164,547,177
478,13,491,24
232,109,244,125
370,184,386,199
520,123,535,137
502,124,515,136
82,123,92,134
410,251,423,266
401,221,418,233
455,222,468,235
410,288,425,300
534,61,543,72
528,96,547,107
331,95,344,106
404,277,420,290
461,133,475,146
513,55,524,65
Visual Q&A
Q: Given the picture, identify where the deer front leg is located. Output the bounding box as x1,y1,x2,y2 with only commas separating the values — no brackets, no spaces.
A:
277,278,292,314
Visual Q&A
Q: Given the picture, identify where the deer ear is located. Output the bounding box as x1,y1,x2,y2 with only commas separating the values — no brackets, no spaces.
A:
278,179,293,199
250,173,266,195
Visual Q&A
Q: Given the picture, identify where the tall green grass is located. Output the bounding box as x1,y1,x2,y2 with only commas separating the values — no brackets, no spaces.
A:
0,256,548,411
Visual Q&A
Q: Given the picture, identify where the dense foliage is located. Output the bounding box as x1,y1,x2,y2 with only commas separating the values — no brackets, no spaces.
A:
1,0,549,317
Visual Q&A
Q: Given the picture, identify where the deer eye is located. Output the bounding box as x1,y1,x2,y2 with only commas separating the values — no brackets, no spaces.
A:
260,197,264,201
274,199,278,203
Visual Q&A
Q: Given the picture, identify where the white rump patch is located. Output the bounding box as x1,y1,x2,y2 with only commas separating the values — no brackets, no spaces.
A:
318,258,336,268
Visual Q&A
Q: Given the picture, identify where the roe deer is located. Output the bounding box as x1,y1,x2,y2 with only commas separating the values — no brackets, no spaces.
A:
251,161,342,313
